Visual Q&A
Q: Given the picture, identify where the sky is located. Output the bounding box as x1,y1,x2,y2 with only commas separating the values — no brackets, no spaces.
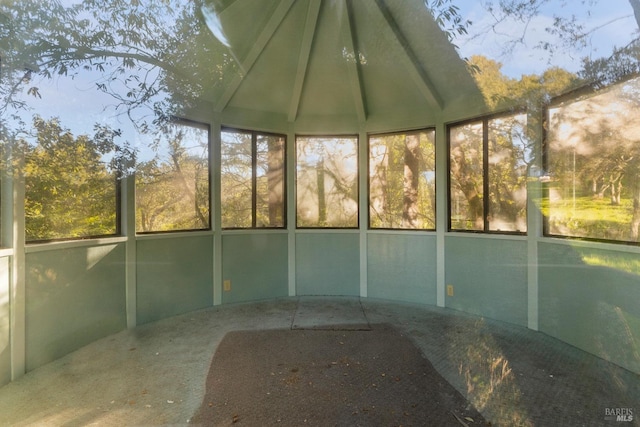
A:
9,0,640,150
452,0,638,77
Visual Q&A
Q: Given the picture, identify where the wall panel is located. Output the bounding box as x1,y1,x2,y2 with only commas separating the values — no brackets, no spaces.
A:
445,236,528,327
222,233,288,304
539,242,640,374
136,235,213,325
25,244,126,371
367,233,437,304
296,233,360,296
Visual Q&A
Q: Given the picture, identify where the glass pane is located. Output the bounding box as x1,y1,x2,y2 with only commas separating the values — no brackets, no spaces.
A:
221,130,253,228
369,130,436,229
3,1,222,240
24,116,118,242
136,121,210,232
488,114,528,232
256,134,285,228
296,136,358,228
546,76,640,243
449,122,484,230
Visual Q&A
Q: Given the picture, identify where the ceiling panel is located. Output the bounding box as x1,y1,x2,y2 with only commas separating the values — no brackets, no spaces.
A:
198,0,481,126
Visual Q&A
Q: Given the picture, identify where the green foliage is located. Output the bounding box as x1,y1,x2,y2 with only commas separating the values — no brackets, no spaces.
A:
296,137,358,228
369,131,436,229
135,121,210,232
220,130,253,228
546,76,640,242
425,0,471,47
467,55,583,110
0,0,231,134
220,130,286,229
23,116,118,241
542,195,634,242
580,40,640,89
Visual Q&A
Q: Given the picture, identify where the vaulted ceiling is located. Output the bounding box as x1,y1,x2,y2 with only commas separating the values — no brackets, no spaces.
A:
198,0,484,128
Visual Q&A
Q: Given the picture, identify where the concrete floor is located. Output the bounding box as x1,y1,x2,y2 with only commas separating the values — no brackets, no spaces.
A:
0,297,638,426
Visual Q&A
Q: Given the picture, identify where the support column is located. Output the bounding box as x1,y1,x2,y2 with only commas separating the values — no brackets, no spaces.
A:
435,117,447,307
122,174,137,329
287,126,296,296
358,127,368,298
212,120,223,305
9,150,26,380
527,110,543,331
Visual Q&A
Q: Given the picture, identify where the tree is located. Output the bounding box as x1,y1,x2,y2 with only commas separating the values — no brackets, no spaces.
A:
296,137,358,228
22,116,120,241
0,0,228,130
263,136,285,227
369,131,436,229
136,121,209,232
546,75,640,241
450,122,484,230
467,55,582,109
402,134,421,228
449,0,640,62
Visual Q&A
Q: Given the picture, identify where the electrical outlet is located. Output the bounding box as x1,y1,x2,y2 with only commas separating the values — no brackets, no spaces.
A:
446,284,454,297
223,279,231,292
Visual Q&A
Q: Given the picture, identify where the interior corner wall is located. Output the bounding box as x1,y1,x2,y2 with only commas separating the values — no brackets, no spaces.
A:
538,241,640,374
444,235,528,327
221,233,289,304
367,233,437,305
0,256,10,386
24,244,127,371
136,235,214,325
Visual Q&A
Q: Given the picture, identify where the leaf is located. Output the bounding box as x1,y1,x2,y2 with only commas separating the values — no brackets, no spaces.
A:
27,87,42,98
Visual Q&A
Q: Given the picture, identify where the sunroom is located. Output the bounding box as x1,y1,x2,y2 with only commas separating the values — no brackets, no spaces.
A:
0,0,639,425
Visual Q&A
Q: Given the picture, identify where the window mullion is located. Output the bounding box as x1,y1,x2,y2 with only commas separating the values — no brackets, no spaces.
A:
483,119,490,231
251,132,258,228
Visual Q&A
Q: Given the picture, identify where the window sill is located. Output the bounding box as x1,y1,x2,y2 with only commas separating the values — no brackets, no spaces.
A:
25,236,128,253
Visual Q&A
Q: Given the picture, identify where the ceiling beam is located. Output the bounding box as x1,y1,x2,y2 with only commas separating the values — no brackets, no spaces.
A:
215,0,240,16
215,0,296,112
341,0,367,123
288,0,322,122
372,0,444,110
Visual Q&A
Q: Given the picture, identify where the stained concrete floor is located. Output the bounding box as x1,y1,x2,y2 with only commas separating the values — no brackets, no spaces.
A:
0,297,638,426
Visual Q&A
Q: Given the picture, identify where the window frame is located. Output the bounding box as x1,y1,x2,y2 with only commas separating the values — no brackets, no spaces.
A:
295,134,360,229
220,126,287,230
542,79,640,246
367,127,437,231
135,117,212,235
23,127,123,244
447,110,528,236
25,186,122,244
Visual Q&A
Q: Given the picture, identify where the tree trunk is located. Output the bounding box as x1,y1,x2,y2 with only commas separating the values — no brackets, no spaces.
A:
609,175,623,205
316,156,326,226
171,150,208,227
402,134,420,228
267,137,284,226
370,144,388,225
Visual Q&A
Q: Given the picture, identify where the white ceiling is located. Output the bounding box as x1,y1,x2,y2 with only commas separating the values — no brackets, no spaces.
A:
196,0,484,129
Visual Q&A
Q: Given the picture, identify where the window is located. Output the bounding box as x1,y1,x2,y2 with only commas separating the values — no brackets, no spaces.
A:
544,76,640,243
369,129,436,229
449,112,528,233
24,117,120,242
221,128,285,228
296,136,358,228
136,119,210,233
